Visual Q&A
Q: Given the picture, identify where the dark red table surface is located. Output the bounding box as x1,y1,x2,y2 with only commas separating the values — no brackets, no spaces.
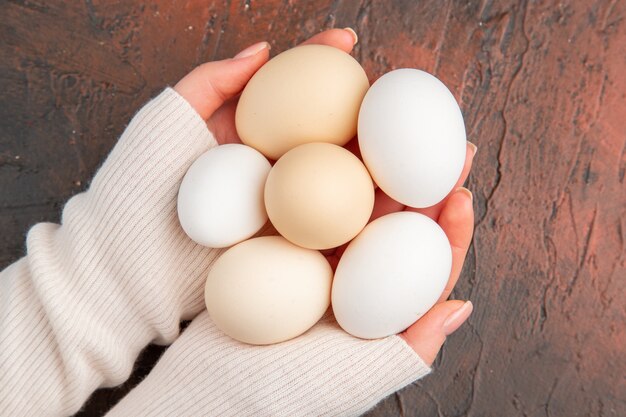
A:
1,1,624,416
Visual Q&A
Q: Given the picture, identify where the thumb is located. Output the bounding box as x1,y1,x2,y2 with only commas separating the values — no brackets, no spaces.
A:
174,42,271,120
399,300,473,366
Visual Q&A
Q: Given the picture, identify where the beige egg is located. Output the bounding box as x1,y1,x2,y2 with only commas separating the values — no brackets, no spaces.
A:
204,236,333,345
264,142,375,250
235,44,369,160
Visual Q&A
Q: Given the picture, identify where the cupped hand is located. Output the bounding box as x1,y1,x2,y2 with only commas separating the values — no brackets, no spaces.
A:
327,142,477,365
174,28,476,366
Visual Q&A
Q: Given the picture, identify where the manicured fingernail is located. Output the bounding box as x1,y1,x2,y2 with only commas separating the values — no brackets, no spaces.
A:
234,41,270,59
455,186,473,202
344,27,358,45
467,141,478,156
443,301,473,335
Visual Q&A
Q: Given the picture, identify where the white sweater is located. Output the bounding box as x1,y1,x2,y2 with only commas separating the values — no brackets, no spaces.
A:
0,88,430,417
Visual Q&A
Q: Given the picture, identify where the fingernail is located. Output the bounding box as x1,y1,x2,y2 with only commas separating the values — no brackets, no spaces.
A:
443,301,473,336
344,27,358,45
234,41,270,59
455,186,473,202
467,140,478,156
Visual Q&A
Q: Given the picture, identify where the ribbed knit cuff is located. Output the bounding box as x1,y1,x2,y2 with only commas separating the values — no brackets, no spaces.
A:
0,88,222,417
107,311,431,417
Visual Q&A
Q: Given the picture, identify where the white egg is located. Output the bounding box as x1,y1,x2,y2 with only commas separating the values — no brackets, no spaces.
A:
177,144,271,248
331,211,452,339
358,69,466,208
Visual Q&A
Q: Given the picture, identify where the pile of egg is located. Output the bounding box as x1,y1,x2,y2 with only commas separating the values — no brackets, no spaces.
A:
177,45,466,345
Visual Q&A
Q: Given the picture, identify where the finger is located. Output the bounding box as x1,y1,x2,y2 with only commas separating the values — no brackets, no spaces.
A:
206,97,241,144
407,141,477,221
399,300,473,365
436,187,474,302
370,188,404,222
300,28,358,53
174,41,271,120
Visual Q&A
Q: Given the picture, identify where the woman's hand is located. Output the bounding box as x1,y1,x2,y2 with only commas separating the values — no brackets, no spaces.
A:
399,149,476,364
328,142,476,365
174,28,476,365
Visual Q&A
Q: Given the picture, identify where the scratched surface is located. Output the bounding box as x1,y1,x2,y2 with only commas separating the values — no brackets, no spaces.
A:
1,1,625,416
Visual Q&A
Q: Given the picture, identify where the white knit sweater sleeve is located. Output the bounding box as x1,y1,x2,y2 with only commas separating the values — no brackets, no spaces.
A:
0,88,430,417
0,88,221,416
106,310,430,417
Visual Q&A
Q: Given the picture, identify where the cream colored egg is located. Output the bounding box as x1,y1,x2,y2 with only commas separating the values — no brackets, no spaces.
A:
236,44,370,160
264,142,374,250
204,236,333,345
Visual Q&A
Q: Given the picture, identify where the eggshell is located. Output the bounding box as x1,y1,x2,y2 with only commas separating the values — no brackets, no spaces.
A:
264,142,375,250
177,144,271,248
236,44,370,160
331,211,452,339
358,69,466,208
204,236,333,345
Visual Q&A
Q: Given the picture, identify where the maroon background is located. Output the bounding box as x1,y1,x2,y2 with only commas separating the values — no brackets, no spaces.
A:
1,1,624,416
